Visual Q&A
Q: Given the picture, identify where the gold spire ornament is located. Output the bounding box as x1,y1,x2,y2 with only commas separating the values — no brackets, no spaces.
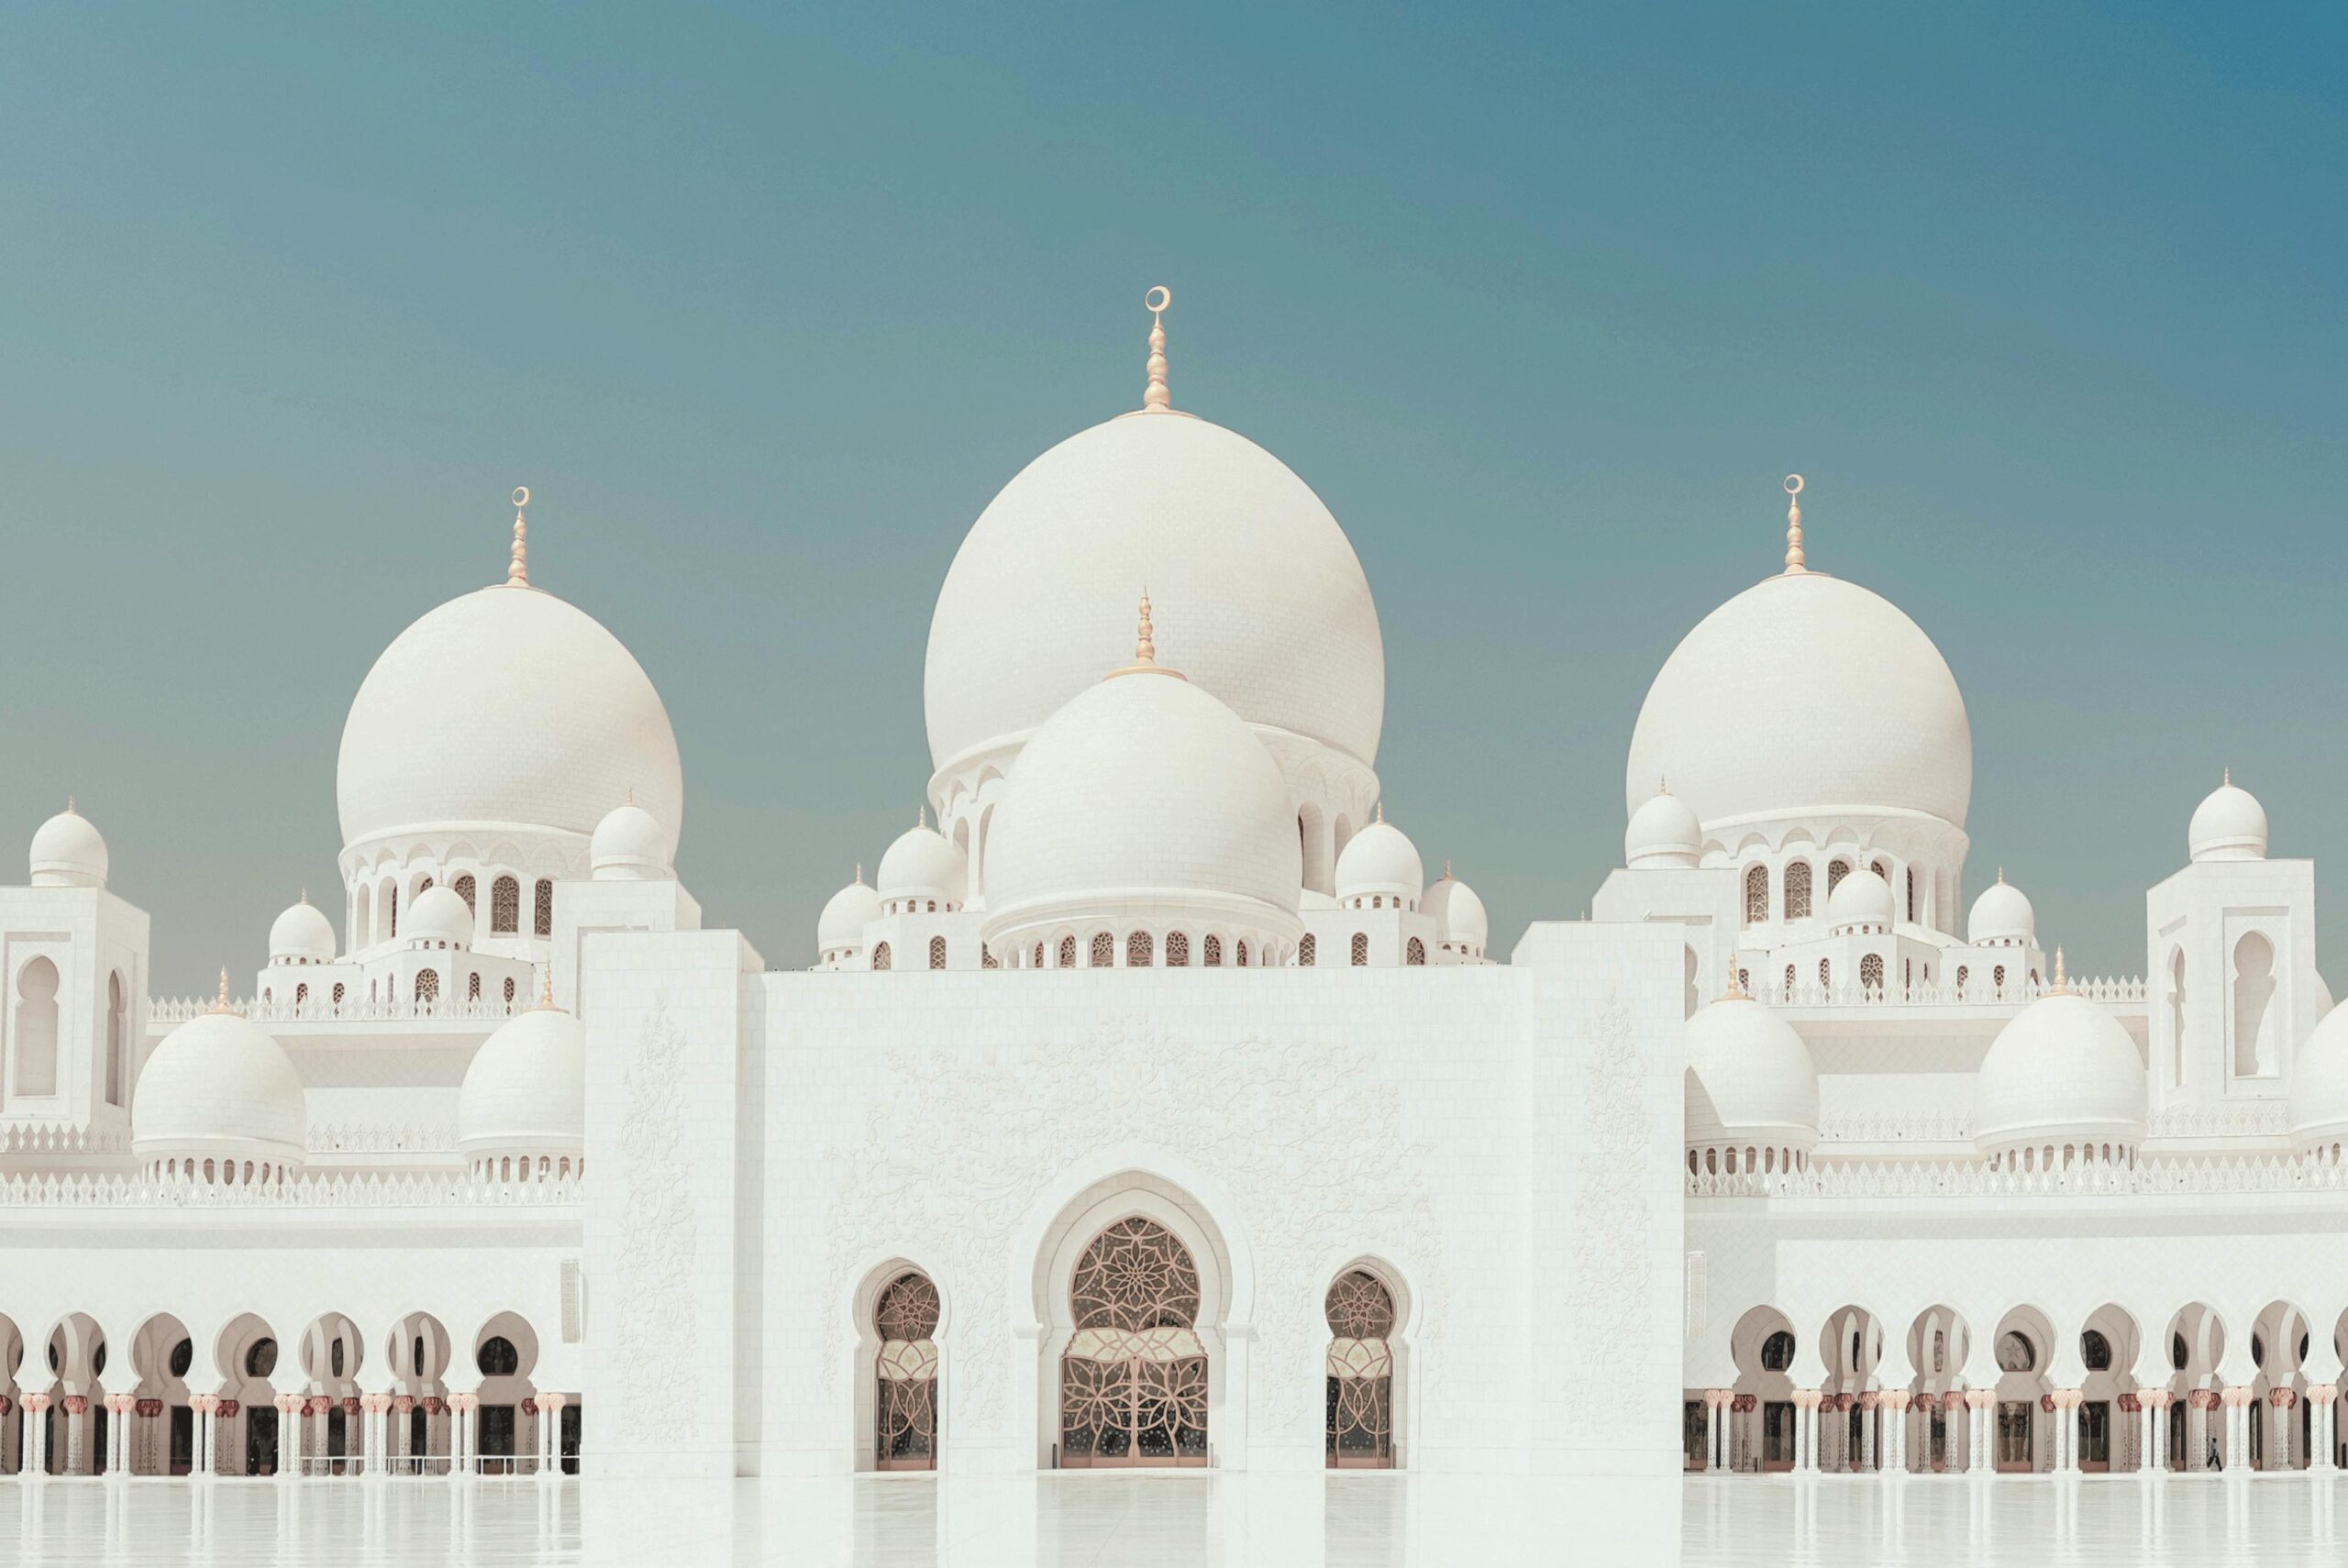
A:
2049,947,2070,995
1718,953,1748,1002
1142,286,1172,412
1781,475,1808,575
1106,590,1185,680
505,486,532,587
212,968,234,1015
537,966,557,1010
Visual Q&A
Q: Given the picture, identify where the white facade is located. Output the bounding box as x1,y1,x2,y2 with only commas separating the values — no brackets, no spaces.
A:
1,298,2342,1524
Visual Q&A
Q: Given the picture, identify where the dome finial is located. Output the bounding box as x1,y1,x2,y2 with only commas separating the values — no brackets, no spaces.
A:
2050,946,2069,995
505,486,532,588
537,965,556,1010
1376,801,1385,825
66,795,76,814
916,804,927,831
1142,286,1172,412
854,862,864,886
212,968,234,1015
2223,767,2232,787
1997,867,2005,884
1781,474,1807,574
1717,953,1747,1002
1106,590,1185,680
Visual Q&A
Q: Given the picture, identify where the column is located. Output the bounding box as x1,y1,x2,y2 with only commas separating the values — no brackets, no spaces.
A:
2312,1388,2338,1473
23,1396,50,1479
1860,1397,1877,1473
1705,1392,1722,1473
393,1397,413,1475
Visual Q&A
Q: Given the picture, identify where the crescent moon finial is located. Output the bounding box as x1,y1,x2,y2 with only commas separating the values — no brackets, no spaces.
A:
505,486,531,588
1142,287,1172,412
1781,474,1808,574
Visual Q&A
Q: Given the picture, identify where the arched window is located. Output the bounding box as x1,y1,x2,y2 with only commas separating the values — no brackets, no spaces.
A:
1061,1218,1207,1467
1127,931,1153,967
1744,865,1767,923
1827,859,1850,895
503,977,515,1003
13,956,60,1096
929,936,947,970
1760,1331,1794,1372
105,971,127,1107
1817,958,1831,991
2082,1330,2111,1371
491,877,520,934
295,982,309,1008
1860,954,1885,992
415,969,439,1005
1406,938,1425,966
1784,861,1813,922
331,982,346,1010
1326,1270,1397,1468
1058,935,1077,968
477,1336,519,1377
1993,964,2007,996
983,944,999,969
1167,933,1191,967
872,942,892,971
1203,935,1223,967
874,1272,941,1470
535,880,554,937
1782,965,1796,999
385,883,398,938
1090,932,1114,967
1300,933,1316,966
1350,933,1369,966
1235,940,1248,967
1955,965,1968,993
1905,868,1918,923
1032,943,1045,969
453,874,476,914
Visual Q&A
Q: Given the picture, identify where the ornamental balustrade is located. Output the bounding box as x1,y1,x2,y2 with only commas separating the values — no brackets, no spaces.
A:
1691,1151,2348,1200
306,1122,460,1154
0,1124,131,1154
0,1168,581,1209
1763,976,2144,1008
149,995,524,1024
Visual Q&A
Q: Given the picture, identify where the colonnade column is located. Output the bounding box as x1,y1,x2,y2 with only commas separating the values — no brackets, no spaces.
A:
1859,1395,1877,1472
1883,1391,1908,1474
2312,1387,2339,1473
21,1396,49,1479
540,1392,567,1474
1798,1389,1821,1472
1971,1391,1991,1473
2225,1388,2248,1470
1704,1391,1724,1473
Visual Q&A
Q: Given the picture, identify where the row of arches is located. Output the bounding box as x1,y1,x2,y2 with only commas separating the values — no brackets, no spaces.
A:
865,931,1427,971
0,1309,569,1477
1734,854,1931,929
1695,1298,2348,1476
8,961,129,1110
858,1218,1409,1472
352,873,555,951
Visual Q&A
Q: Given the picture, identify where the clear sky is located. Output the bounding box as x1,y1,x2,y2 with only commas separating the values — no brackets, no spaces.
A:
3,2,2342,995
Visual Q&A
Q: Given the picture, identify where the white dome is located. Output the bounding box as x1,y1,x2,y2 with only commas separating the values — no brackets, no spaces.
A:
1684,995,1819,1149
29,804,107,889
1627,570,1971,833
2289,999,2348,1151
338,584,682,859
1968,873,2034,945
925,413,1383,774
2188,775,2266,863
1423,868,1489,954
457,1003,584,1156
406,884,472,947
1624,784,1701,869
1335,815,1423,904
1826,867,1896,931
268,898,337,963
133,1003,306,1165
1972,984,2146,1156
817,873,881,952
981,661,1302,943
591,801,671,880
876,817,966,905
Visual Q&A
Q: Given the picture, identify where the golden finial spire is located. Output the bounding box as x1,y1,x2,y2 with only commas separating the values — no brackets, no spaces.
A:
1444,858,1453,878
66,795,77,814
2049,946,2069,995
537,965,557,1010
1376,801,1385,825
854,862,864,886
1106,590,1185,680
2223,767,2232,787
1781,475,1808,574
1142,287,1172,412
1997,867,2005,884
917,804,927,831
1718,952,1747,1002
504,486,532,588
211,968,234,1014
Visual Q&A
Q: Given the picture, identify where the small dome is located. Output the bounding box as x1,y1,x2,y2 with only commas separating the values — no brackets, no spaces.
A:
1826,867,1896,931
1423,867,1489,955
817,871,881,952
1684,994,1819,1150
2188,773,2266,863
591,801,671,880
29,803,107,889
876,814,966,906
406,885,473,947
1973,971,2146,1157
1335,814,1423,904
268,897,337,963
134,992,306,1165
1968,872,2034,945
458,1000,584,1157
1624,783,1701,869
2290,999,2348,1151
981,633,1302,947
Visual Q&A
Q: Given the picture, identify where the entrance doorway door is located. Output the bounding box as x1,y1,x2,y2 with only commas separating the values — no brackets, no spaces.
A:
246,1408,279,1476
1760,1402,1795,1472
479,1404,515,1474
2080,1401,2110,1471
1995,1401,2033,1473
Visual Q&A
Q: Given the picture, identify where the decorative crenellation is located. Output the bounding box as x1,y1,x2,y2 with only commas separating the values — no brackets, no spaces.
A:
1817,1112,1971,1144
1754,975,2144,1009
1690,1150,2348,1200
2145,1102,2291,1139
150,994,525,1024
0,1124,132,1154
305,1121,460,1154
0,1167,582,1209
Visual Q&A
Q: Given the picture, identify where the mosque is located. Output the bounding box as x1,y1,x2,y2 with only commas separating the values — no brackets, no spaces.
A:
1,289,2343,1500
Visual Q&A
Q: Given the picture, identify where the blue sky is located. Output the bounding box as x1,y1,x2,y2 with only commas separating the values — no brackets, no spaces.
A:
2,1,2342,992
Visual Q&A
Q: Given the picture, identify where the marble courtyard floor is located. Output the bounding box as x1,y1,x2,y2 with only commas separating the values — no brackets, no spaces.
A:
2,1470,2345,1565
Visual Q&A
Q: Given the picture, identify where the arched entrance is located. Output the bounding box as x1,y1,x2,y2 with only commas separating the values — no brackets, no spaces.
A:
214,1313,281,1475
128,1313,194,1475
1729,1306,1798,1473
1058,1218,1209,1467
1905,1305,1971,1473
873,1272,941,1471
385,1311,452,1475
1325,1269,1397,1468
2250,1298,2312,1471
472,1312,539,1475
1817,1305,1882,1472
2077,1304,2142,1472
2164,1303,2227,1472
1989,1307,2054,1474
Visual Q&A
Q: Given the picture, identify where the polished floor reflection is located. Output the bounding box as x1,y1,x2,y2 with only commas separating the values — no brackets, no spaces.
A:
14,1470,2338,1564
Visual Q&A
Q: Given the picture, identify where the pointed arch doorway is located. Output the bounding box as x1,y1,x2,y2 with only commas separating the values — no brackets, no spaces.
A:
1058,1218,1209,1467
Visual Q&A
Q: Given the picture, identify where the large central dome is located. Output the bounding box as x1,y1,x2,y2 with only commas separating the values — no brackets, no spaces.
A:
338,583,683,857
925,413,1385,773
1626,569,1971,832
